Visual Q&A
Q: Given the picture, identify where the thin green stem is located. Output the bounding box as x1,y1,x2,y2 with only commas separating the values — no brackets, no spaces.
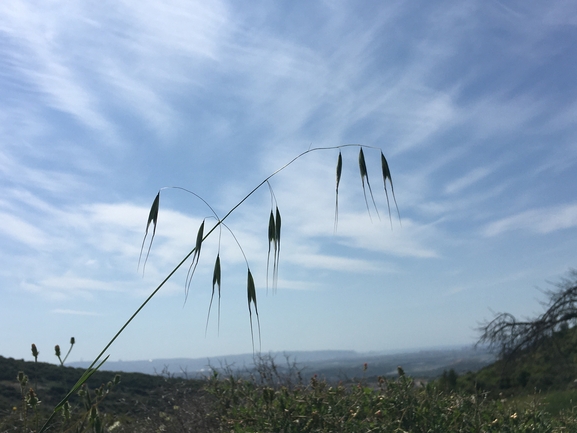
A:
62,343,74,365
40,143,377,432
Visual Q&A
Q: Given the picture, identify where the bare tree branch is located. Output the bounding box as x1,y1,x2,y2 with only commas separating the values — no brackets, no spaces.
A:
478,269,577,360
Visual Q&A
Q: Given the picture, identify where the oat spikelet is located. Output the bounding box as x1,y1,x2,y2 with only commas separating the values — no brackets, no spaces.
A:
358,148,379,221
138,192,160,274
381,151,401,227
185,219,205,302
334,151,342,232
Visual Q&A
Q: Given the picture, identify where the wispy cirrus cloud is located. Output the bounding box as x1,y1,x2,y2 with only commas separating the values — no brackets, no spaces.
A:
0,0,230,143
51,309,100,316
444,165,496,195
0,1,112,133
484,204,577,237
0,211,49,248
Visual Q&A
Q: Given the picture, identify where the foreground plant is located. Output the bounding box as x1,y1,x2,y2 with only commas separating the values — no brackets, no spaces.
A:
55,337,76,367
3,339,119,433
206,357,576,433
39,144,399,432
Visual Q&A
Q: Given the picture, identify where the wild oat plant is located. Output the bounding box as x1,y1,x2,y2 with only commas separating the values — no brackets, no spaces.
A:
38,144,399,432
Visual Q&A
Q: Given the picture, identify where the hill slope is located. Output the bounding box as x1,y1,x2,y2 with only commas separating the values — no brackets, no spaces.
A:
0,355,202,417
460,326,577,396
68,346,494,379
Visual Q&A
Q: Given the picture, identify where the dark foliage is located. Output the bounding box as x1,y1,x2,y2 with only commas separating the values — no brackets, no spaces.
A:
464,324,577,398
0,355,207,424
0,355,221,432
206,356,577,432
478,270,577,360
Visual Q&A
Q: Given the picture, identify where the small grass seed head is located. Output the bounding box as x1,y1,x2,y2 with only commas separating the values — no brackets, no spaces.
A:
55,345,61,357
31,344,39,361
17,371,28,386
89,405,98,422
90,408,102,432
26,388,40,408
62,401,71,421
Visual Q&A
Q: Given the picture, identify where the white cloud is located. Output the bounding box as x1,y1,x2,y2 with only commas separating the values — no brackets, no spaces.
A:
334,214,439,259
286,250,381,273
484,204,577,236
273,278,320,291
0,0,230,141
0,0,112,132
444,166,495,195
117,0,229,59
0,211,48,248
51,309,100,316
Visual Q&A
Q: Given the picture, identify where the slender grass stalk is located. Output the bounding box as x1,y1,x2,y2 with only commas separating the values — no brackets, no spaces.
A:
61,337,75,364
39,143,398,432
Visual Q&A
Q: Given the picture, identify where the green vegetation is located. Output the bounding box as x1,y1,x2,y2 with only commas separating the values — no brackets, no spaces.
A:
205,359,576,433
463,326,577,396
3,353,577,432
0,353,215,432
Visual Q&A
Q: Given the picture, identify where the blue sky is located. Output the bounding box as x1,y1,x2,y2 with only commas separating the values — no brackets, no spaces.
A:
1,0,576,364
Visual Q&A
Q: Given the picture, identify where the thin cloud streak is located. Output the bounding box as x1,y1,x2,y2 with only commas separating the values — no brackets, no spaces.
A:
0,1,112,133
484,204,577,236
445,166,495,195
0,211,48,248
51,309,100,316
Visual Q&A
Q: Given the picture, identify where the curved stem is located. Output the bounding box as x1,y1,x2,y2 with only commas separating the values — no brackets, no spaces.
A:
40,143,374,432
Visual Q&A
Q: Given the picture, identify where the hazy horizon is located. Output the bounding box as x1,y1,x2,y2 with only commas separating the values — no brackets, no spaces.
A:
8,342,486,366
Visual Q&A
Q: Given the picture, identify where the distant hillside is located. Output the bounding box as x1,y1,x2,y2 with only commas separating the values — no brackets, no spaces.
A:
68,346,494,380
68,350,358,376
0,355,201,417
